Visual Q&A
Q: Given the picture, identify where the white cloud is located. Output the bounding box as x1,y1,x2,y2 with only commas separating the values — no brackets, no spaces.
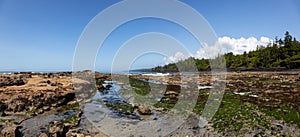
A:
195,36,273,59
163,36,273,64
164,52,190,64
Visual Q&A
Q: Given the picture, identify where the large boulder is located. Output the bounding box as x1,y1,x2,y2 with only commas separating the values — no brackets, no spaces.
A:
136,105,152,115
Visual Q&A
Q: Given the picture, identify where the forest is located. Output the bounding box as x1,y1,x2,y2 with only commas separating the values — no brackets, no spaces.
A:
152,31,300,72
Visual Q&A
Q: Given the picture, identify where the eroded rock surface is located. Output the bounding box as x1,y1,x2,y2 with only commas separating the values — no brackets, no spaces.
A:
0,72,112,137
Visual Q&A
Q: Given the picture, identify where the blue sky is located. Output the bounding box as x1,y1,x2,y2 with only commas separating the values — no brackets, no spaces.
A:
0,0,299,72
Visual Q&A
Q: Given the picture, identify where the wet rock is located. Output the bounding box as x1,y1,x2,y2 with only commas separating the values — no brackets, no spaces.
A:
0,101,7,112
97,85,105,91
0,125,4,131
105,84,112,90
0,126,22,137
39,133,48,137
49,121,65,137
136,105,152,115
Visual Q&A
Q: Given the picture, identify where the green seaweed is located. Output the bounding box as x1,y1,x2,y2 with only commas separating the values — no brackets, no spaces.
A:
106,103,134,115
64,114,78,124
129,78,151,96
260,105,300,126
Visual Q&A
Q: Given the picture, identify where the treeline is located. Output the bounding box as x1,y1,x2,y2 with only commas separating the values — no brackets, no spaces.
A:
153,31,300,72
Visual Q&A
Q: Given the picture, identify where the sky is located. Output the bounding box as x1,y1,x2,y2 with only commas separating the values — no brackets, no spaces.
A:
0,0,299,72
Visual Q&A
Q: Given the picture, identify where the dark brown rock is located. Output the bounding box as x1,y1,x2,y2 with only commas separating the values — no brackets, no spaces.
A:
0,101,7,112
0,75,27,87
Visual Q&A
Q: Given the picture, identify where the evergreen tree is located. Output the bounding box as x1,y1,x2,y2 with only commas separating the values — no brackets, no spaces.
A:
152,31,300,71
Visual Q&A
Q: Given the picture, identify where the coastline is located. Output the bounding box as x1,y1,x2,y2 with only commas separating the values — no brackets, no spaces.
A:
0,70,299,136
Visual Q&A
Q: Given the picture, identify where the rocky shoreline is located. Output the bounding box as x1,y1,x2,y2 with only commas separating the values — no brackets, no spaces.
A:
0,72,110,137
0,71,299,136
